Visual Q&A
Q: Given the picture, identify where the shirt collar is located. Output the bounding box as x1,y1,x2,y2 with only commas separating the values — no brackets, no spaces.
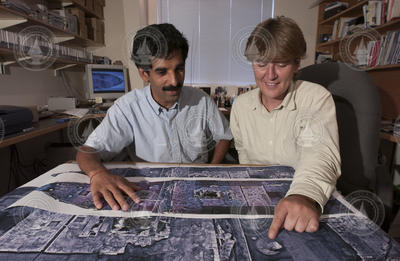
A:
145,85,180,115
280,80,297,111
251,81,297,112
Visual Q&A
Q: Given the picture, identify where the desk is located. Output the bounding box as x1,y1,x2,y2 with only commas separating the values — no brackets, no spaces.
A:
0,117,71,148
0,162,399,260
0,113,106,148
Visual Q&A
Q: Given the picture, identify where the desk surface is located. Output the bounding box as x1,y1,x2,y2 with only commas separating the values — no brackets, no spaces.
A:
0,117,70,148
0,113,106,149
0,162,399,260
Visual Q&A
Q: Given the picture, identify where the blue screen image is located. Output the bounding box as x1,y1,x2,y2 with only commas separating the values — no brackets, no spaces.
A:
92,69,125,93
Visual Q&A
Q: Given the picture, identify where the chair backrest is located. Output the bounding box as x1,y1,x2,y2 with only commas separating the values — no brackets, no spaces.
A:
299,62,381,195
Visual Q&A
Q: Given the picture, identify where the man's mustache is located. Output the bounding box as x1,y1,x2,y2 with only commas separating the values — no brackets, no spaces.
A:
162,84,182,91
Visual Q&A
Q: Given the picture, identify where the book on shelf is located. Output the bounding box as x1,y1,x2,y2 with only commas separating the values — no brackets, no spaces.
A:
315,52,333,64
332,20,339,40
366,31,400,67
364,1,383,27
0,29,93,63
337,17,360,38
367,40,380,67
387,0,400,21
323,1,349,19
329,16,364,41
381,0,388,24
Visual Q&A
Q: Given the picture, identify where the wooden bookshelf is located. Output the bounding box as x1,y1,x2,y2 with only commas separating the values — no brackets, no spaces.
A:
57,0,104,19
317,18,400,49
319,0,368,25
380,132,399,144
0,5,103,48
315,0,400,125
364,63,400,71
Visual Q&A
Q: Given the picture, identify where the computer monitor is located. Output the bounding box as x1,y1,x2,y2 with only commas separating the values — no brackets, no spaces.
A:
85,64,129,101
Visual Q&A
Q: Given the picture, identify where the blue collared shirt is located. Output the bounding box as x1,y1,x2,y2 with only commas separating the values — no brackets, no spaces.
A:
85,86,232,163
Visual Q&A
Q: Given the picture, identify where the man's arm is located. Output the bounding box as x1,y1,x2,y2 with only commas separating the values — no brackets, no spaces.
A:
76,146,140,211
210,139,231,164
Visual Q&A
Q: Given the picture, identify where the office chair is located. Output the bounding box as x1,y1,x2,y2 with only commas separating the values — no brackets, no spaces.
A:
298,62,389,202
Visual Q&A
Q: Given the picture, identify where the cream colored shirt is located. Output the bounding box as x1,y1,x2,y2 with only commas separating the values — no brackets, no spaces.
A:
230,80,341,210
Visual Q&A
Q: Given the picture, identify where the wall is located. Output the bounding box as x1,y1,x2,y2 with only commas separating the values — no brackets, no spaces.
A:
274,0,319,68
0,67,77,106
94,0,144,91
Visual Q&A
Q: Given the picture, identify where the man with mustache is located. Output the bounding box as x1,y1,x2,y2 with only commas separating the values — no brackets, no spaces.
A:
76,24,232,211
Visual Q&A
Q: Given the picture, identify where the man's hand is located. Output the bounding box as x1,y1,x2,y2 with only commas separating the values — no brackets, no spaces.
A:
268,194,320,239
90,171,141,211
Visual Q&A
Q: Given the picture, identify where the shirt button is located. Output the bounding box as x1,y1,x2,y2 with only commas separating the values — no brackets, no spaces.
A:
269,140,273,145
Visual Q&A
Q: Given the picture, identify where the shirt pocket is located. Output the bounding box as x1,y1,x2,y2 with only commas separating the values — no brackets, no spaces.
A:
178,119,211,162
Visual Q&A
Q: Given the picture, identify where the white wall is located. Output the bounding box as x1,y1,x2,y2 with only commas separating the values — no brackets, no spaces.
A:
0,67,78,106
274,0,319,67
94,0,145,90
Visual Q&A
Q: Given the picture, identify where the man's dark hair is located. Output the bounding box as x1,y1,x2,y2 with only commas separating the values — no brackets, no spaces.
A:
131,23,189,70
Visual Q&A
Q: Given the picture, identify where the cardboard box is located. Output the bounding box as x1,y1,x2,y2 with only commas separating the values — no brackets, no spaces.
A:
65,7,85,24
80,23,88,38
65,7,86,37
86,17,95,40
85,0,94,11
86,18,104,43
74,0,85,6
93,1,104,18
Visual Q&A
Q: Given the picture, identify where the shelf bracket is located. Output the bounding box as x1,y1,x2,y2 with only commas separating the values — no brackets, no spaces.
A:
61,2,74,7
0,17,27,29
0,9,28,29
53,64,77,76
2,56,31,66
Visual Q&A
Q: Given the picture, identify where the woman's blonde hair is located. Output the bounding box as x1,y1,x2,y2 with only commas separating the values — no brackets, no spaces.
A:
245,16,306,64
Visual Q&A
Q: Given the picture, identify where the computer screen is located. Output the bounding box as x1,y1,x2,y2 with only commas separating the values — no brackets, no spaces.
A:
86,64,129,101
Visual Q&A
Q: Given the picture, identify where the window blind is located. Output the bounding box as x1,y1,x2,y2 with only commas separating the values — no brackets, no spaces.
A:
158,0,274,85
